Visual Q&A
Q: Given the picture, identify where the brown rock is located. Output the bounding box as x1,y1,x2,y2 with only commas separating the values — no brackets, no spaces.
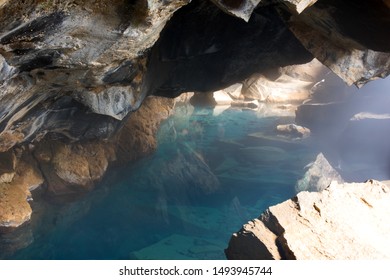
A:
0,155,43,229
276,124,311,139
49,141,110,193
116,96,175,163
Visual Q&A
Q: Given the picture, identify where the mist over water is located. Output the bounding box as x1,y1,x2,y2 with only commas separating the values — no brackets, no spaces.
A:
298,74,390,182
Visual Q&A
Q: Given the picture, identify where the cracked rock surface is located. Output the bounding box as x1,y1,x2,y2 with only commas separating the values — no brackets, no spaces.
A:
226,180,390,260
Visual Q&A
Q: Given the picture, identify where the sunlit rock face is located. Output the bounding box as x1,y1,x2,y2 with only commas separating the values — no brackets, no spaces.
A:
0,0,388,153
226,180,390,260
0,153,43,228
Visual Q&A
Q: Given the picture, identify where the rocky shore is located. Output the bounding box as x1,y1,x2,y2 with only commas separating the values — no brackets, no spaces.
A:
226,180,390,260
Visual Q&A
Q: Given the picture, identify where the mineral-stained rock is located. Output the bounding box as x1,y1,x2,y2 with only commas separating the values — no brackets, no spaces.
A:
36,140,114,195
338,113,390,168
0,154,43,229
226,180,390,259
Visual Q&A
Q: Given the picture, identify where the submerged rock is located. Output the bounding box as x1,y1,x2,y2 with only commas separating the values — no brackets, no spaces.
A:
226,180,390,260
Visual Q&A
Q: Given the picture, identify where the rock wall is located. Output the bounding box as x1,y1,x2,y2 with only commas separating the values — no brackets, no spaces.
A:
226,180,390,260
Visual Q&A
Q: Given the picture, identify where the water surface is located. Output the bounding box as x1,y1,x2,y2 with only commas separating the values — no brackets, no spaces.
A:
7,104,318,259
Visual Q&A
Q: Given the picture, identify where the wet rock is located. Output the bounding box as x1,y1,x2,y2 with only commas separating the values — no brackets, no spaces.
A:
34,139,115,196
0,150,16,183
227,180,390,259
0,155,43,229
276,124,310,139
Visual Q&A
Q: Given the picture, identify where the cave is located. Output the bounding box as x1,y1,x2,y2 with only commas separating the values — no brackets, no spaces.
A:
0,0,390,261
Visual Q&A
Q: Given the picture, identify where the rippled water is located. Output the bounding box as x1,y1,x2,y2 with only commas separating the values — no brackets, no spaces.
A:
6,104,319,260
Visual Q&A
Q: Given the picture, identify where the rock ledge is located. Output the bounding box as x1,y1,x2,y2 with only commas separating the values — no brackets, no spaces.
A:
226,180,390,260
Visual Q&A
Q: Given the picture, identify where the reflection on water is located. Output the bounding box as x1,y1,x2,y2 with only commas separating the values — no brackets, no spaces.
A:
5,104,319,260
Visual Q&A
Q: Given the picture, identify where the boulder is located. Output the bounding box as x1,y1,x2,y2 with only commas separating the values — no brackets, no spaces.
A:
226,180,390,260
295,153,343,192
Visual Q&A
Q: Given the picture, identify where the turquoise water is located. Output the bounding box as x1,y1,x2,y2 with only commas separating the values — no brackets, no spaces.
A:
5,104,318,260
